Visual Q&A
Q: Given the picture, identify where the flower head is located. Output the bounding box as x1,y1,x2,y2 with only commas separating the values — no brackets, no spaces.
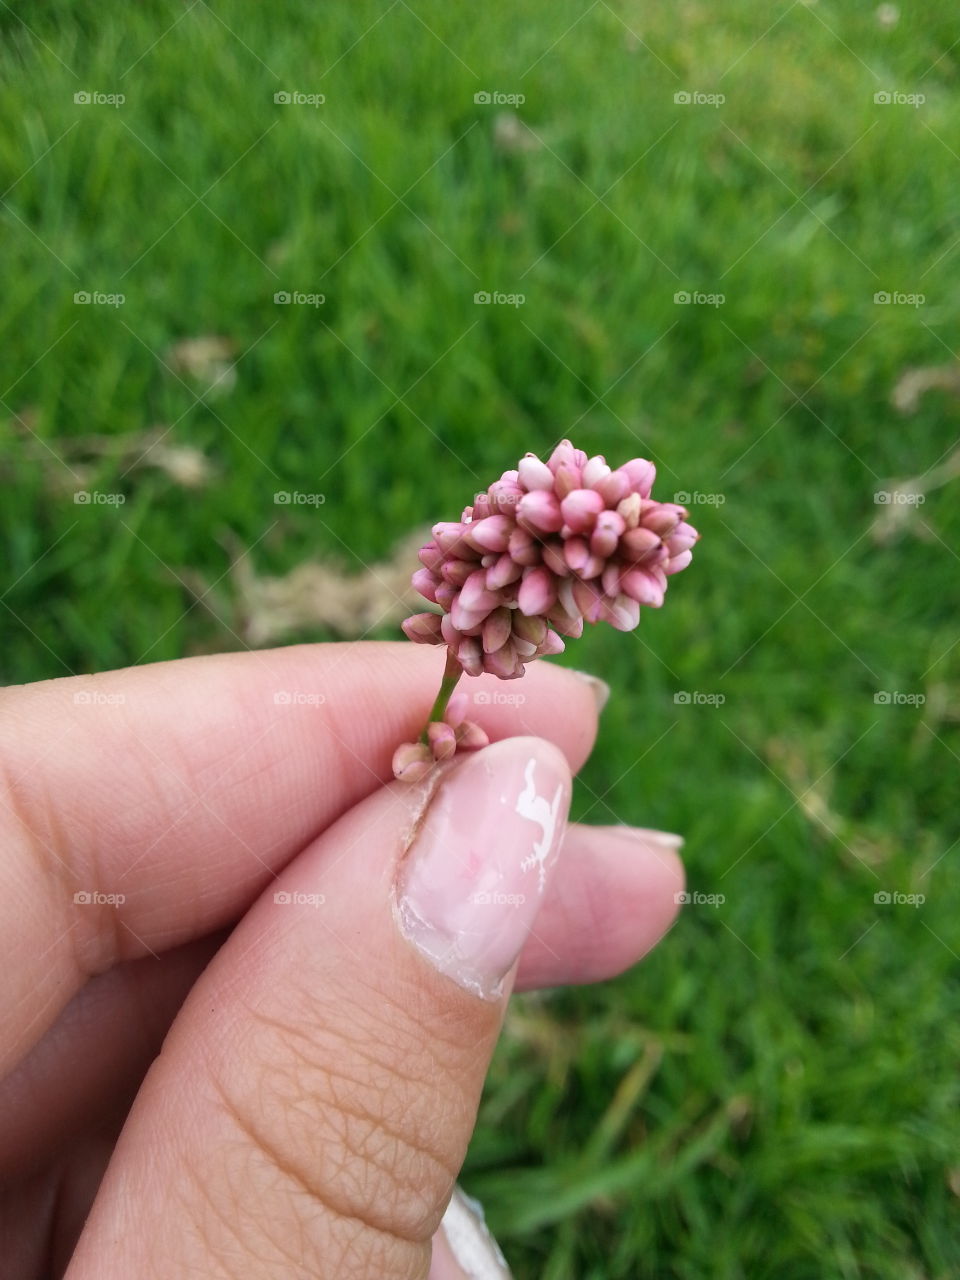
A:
402,440,699,680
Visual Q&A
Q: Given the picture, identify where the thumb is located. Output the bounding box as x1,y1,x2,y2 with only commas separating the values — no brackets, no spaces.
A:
67,736,571,1280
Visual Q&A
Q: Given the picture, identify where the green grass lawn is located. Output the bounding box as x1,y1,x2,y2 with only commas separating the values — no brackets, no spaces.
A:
2,2,959,1275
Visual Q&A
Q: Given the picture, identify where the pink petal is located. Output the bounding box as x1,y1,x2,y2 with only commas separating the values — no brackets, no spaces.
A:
484,640,523,679
571,578,605,623
560,488,605,533
547,439,577,473
518,565,557,616
666,524,699,555
401,612,444,644
517,490,563,534
621,526,663,561
488,478,524,514
590,510,625,559
541,541,570,576
538,628,565,656
620,567,665,606
601,562,622,597
435,581,457,610
518,453,555,491
432,521,469,553
459,568,501,613
456,719,490,750
641,503,686,536
665,548,693,575
482,606,513,653
546,607,584,638
486,552,524,590
465,514,514,553
392,742,433,782
458,636,484,676
418,543,443,570
604,593,641,631
512,612,547,645
440,559,475,588
411,567,440,602
616,493,642,529
563,536,590,572
620,458,656,497
553,461,581,498
508,526,542,566
582,455,611,487
594,470,630,506
427,721,457,761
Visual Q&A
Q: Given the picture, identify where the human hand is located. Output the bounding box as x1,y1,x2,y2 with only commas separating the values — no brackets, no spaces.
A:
0,643,684,1278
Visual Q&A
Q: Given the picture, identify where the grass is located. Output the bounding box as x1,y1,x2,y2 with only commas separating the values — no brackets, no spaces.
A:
2,1,959,1275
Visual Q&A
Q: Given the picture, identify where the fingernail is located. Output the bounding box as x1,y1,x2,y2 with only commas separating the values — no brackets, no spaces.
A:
567,667,610,712
436,1184,513,1279
395,737,571,999
608,825,685,850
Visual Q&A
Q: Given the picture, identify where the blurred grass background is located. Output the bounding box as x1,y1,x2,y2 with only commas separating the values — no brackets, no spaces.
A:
2,1,959,1275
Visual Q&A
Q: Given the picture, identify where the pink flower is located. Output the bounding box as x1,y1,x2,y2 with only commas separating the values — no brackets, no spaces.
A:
402,440,699,680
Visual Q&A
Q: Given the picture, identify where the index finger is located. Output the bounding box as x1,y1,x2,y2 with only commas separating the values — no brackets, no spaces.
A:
0,642,600,1075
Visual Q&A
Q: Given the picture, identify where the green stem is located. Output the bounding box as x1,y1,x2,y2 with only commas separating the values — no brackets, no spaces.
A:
419,652,463,743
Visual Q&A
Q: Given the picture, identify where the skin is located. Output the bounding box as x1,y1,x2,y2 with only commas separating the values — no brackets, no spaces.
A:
0,642,684,1278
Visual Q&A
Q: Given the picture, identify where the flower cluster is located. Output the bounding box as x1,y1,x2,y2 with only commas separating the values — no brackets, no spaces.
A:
402,440,698,680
